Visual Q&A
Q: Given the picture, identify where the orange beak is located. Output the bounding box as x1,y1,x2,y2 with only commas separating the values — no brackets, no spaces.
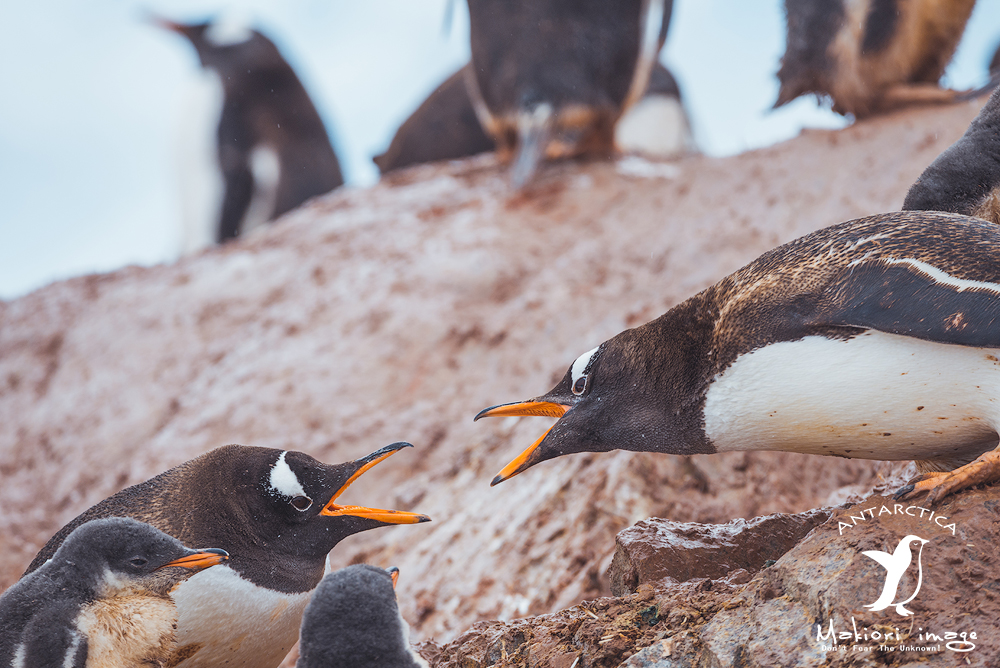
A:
474,401,571,486
319,445,431,524
388,566,400,589
159,548,229,571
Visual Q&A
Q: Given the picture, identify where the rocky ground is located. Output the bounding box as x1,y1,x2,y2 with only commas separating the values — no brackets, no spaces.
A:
0,97,991,666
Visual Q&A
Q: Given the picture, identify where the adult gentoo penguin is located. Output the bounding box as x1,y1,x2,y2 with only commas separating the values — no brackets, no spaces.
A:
25,443,430,668
477,211,1000,506
775,0,976,118
903,87,1000,224
297,565,428,668
156,17,343,252
465,0,673,188
0,517,227,668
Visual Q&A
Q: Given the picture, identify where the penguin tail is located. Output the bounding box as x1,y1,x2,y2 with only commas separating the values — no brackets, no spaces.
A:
510,103,554,190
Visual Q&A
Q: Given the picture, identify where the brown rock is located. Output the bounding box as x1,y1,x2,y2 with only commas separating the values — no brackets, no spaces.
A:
608,509,831,596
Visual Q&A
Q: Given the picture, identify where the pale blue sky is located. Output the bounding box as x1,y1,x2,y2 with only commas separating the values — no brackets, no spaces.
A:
1,1,998,299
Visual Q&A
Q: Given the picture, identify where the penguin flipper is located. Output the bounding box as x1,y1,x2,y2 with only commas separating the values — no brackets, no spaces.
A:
217,156,254,243
21,607,89,668
861,549,895,571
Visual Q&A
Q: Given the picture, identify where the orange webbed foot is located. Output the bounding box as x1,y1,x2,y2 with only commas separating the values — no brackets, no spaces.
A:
894,450,1000,506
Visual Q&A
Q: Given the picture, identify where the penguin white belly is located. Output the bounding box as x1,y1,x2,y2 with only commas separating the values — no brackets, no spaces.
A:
170,565,312,668
704,330,1000,462
615,94,691,159
175,69,224,256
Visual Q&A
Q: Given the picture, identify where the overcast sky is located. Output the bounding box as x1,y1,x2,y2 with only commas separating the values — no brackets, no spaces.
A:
1,1,998,299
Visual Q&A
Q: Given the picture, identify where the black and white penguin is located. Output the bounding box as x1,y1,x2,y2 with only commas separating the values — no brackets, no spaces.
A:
0,517,227,668
156,17,343,252
477,211,1000,506
775,0,976,118
374,66,495,175
297,565,428,668
903,86,1000,224
614,63,694,160
24,443,430,668
465,0,674,187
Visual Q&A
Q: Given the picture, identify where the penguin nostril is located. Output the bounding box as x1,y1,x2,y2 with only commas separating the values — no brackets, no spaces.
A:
573,375,588,395
290,496,313,511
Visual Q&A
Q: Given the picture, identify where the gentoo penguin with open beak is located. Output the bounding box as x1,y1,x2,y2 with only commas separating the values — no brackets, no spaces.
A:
0,517,227,668
775,0,976,118
297,565,428,668
155,16,343,252
477,211,1000,506
24,443,430,668
903,86,1000,224
465,0,673,188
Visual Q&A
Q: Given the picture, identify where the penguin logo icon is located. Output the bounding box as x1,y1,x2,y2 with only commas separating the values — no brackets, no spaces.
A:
862,535,929,616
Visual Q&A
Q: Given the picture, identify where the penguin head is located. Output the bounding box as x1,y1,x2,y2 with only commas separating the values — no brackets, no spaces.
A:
52,518,228,597
153,16,282,77
477,325,676,485
298,564,418,668
190,444,430,561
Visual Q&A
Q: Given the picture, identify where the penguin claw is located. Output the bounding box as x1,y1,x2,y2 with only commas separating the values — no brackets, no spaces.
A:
893,451,1000,506
892,483,915,500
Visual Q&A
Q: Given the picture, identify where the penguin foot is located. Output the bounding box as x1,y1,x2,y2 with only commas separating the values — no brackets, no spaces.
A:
894,450,1000,505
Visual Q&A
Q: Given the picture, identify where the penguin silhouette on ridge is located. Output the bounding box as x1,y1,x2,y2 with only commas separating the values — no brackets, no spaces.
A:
776,0,976,118
862,535,928,616
466,0,674,188
0,517,227,668
904,86,1000,224
25,443,430,668
156,16,343,252
297,565,428,668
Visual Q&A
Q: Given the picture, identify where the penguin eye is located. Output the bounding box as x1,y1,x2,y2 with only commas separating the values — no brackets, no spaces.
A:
572,374,589,395
130,557,148,568
290,495,313,511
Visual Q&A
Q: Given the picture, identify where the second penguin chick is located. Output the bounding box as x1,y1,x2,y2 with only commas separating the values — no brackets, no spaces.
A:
297,565,427,668
776,0,976,118
0,517,227,668
904,86,1000,224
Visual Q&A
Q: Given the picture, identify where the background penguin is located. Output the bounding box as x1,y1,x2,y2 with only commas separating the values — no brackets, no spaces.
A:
775,0,976,118
24,443,430,668
903,86,1000,224
465,0,674,188
477,211,1000,506
373,66,495,175
614,62,695,160
156,17,343,253
0,517,227,668
374,62,692,175
297,565,428,668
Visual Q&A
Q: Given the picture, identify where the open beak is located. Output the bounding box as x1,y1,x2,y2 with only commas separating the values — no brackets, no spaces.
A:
160,548,229,571
388,566,400,589
320,443,431,524
474,400,571,486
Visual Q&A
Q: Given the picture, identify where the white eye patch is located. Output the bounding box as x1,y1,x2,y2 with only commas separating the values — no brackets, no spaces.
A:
570,345,601,391
206,15,254,46
269,451,306,498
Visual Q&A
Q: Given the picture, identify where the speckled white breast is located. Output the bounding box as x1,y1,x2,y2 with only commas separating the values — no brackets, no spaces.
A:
170,565,313,668
704,330,1000,463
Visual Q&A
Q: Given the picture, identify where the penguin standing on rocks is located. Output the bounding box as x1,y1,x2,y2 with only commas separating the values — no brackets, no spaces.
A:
477,211,1000,506
0,517,227,668
903,86,1000,224
466,0,674,188
297,565,428,668
775,0,976,118
156,17,343,252
25,443,430,668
